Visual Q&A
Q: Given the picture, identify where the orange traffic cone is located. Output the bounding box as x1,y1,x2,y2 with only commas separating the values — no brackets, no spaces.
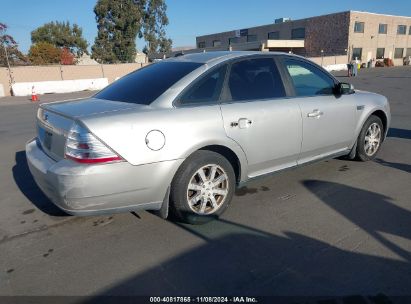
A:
31,86,39,102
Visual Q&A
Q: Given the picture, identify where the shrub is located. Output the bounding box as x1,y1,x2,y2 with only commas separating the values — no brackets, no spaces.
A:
28,42,61,65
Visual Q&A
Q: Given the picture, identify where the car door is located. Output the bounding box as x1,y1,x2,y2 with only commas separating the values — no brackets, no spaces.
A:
280,57,357,164
219,56,302,178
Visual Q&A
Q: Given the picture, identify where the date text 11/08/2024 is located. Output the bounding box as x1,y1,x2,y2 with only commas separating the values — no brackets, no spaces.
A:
149,296,258,303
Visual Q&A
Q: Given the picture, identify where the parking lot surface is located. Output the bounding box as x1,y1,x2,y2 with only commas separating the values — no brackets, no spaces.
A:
0,67,410,299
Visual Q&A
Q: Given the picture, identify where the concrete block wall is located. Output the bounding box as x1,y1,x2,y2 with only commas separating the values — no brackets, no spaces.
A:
0,63,148,97
0,68,10,96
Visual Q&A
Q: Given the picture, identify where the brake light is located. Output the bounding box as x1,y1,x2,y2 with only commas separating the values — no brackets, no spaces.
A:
65,122,122,164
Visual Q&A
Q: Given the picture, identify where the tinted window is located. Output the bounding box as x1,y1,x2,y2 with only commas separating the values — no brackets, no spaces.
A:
291,28,305,40
247,35,258,42
284,59,335,96
228,37,239,44
179,65,227,105
379,24,387,34
394,48,404,59
213,40,221,47
352,48,362,60
268,31,279,40
376,48,385,59
95,62,202,105
397,25,407,35
228,58,286,101
354,22,364,33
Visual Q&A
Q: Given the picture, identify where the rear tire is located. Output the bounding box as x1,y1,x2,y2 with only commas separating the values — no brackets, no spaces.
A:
169,150,235,224
355,115,384,161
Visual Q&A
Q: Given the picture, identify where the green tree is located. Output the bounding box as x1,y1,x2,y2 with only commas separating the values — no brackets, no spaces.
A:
31,21,88,56
28,42,61,65
0,23,28,67
91,0,172,63
141,0,172,55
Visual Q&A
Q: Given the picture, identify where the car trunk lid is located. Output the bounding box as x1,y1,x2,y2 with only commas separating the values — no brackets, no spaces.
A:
37,98,145,161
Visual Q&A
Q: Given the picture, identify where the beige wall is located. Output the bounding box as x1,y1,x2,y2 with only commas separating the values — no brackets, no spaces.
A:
0,63,148,97
349,11,411,65
0,68,10,95
308,55,348,66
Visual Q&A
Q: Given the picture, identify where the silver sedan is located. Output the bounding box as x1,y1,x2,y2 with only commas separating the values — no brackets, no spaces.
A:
26,51,390,224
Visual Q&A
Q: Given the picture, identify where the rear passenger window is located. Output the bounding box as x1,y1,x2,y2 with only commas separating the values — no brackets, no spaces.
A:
227,58,286,101
179,65,227,105
284,59,335,96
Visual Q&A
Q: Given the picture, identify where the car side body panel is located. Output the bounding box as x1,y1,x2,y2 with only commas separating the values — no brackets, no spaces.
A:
297,94,358,164
220,98,302,178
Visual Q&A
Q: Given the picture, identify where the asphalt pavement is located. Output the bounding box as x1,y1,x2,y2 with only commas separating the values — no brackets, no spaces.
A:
0,67,410,301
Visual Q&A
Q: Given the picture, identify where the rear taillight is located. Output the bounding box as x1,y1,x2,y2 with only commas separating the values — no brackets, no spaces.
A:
65,122,122,164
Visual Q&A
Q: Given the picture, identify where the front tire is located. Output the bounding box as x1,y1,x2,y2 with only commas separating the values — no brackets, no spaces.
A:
169,150,235,224
356,115,384,161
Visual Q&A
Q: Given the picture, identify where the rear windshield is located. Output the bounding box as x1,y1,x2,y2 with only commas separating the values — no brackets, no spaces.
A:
95,61,203,105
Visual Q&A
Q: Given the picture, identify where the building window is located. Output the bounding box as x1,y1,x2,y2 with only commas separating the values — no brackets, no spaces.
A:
409,27,411,35
228,37,239,45
397,25,407,35
212,40,221,47
378,24,387,34
198,41,205,48
291,28,305,40
394,48,404,58
268,31,279,40
352,48,362,60
247,34,257,42
407,48,411,57
354,22,364,33
376,48,385,59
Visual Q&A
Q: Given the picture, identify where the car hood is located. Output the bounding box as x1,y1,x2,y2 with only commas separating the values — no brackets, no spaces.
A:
41,97,147,118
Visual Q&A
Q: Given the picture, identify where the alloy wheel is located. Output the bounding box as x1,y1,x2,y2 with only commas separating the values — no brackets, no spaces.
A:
364,122,381,156
186,164,229,215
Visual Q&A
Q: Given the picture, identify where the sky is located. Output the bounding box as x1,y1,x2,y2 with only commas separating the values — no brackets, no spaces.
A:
1,0,411,54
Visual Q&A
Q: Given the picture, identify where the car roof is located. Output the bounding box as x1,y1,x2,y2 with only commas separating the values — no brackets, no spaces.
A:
166,51,290,65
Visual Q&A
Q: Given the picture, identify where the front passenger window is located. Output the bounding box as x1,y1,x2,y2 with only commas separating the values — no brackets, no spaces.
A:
284,59,335,97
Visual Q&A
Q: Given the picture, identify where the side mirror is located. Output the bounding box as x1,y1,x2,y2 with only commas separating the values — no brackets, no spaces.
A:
336,82,355,95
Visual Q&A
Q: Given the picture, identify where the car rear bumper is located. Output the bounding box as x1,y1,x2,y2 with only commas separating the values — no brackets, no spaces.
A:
25,138,183,216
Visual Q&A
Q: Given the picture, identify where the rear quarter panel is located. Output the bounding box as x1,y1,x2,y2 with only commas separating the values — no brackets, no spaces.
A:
80,105,248,180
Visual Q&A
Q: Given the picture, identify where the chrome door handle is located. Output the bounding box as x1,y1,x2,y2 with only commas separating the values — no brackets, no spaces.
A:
307,109,323,118
231,118,252,128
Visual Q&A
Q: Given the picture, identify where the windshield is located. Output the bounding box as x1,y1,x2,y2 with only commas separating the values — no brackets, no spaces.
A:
95,61,203,105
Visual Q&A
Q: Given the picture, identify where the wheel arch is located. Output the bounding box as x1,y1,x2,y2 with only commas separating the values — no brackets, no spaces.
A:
370,110,388,140
198,145,242,184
